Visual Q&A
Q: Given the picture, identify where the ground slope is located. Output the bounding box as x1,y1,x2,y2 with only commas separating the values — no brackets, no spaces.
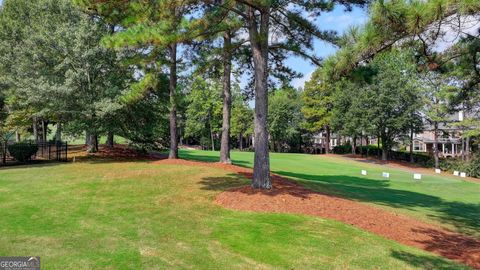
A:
0,160,470,269
180,150,480,239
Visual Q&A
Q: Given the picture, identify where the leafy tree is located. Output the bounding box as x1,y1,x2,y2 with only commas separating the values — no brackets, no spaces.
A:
420,72,456,168
231,93,253,151
77,0,200,158
77,0,371,188
333,51,423,160
206,0,370,188
331,78,372,154
0,0,132,153
269,88,303,153
115,75,170,151
302,69,335,153
445,36,480,160
191,3,244,164
184,76,222,150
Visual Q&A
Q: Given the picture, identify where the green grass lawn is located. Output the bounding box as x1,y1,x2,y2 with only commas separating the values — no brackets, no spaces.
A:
64,135,129,145
0,160,471,269
179,150,480,238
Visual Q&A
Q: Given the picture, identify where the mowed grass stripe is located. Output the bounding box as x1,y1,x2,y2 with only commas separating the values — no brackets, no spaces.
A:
179,150,480,238
0,161,470,269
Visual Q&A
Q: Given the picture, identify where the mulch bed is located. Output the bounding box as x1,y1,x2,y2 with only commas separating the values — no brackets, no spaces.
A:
70,145,164,161
154,159,480,269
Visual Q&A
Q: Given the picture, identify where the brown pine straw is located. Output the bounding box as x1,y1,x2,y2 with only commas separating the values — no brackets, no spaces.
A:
154,159,480,269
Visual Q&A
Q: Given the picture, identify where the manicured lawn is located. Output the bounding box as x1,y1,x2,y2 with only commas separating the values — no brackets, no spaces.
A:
0,160,470,269
180,150,480,238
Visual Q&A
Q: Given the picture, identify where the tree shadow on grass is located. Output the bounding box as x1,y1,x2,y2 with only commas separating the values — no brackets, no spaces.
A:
179,151,479,237
412,227,480,265
390,250,471,270
199,174,480,269
198,174,250,191
274,171,480,238
179,152,253,168
0,160,66,171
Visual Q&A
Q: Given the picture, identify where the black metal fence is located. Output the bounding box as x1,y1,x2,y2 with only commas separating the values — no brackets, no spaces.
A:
35,141,68,162
1,141,68,165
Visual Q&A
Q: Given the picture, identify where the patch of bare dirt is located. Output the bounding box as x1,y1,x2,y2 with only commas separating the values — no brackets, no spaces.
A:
154,159,480,269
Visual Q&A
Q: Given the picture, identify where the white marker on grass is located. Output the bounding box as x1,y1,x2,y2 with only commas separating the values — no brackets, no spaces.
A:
382,172,390,178
454,171,459,176
460,172,467,178
435,168,441,174
413,173,422,180
361,170,367,176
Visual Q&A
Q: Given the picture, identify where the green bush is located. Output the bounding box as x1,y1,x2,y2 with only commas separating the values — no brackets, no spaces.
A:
438,154,480,178
467,154,480,178
439,158,465,172
389,150,433,166
357,145,381,157
333,144,352,154
8,143,38,162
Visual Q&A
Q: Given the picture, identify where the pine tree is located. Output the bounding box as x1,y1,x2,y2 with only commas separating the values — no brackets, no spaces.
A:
214,0,369,188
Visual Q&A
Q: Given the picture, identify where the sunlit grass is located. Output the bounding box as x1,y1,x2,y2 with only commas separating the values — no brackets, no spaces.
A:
180,150,480,238
0,160,470,269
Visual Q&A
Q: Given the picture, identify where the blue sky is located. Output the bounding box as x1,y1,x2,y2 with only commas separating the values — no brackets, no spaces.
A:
289,6,368,88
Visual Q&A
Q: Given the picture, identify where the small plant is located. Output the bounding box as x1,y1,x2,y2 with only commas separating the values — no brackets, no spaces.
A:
467,154,480,178
7,143,38,162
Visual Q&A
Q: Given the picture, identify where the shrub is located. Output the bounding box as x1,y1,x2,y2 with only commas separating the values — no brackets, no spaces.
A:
389,150,433,166
467,154,480,178
8,143,38,162
357,145,381,157
438,155,480,178
439,158,464,172
333,144,352,154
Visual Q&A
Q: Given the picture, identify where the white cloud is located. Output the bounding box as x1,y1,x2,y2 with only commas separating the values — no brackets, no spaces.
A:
292,70,314,89
322,14,367,29
429,14,480,52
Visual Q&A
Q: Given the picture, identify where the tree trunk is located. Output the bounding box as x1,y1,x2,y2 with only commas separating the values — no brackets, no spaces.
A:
381,144,388,161
2,141,6,165
33,117,38,143
106,132,114,148
238,133,243,151
210,117,215,151
365,136,369,158
359,135,363,157
248,6,271,189
377,136,381,159
168,43,179,159
87,133,98,153
15,131,20,143
42,120,47,142
381,135,388,161
433,122,439,168
465,136,470,162
352,135,357,155
325,125,331,153
220,31,232,163
56,123,62,142
410,129,414,163
85,131,90,145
